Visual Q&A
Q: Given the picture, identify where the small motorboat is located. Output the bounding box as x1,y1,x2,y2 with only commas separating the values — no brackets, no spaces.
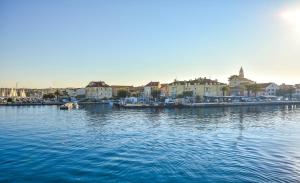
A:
60,102,79,110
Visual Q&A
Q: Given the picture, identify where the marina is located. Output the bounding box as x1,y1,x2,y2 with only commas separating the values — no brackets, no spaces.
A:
1,0,300,182
2,100,300,108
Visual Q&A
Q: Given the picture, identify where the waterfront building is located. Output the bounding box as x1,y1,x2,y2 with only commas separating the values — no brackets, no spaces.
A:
256,83,279,96
111,85,134,97
40,88,57,98
295,84,300,98
167,77,226,98
228,67,255,96
277,83,296,98
65,88,86,98
144,82,161,98
85,81,112,100
160,84,169,97
129,86,144,97
28,88,47,99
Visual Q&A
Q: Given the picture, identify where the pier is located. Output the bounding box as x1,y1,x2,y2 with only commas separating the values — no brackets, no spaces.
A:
115,101,300,109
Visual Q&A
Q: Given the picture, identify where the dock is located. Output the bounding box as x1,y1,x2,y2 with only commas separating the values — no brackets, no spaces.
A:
183,101,300,108
116,101,300,109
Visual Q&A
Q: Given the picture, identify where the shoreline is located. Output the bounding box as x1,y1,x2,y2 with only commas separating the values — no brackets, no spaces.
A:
0,101,106,106
183,101,300,108
116,101,300,109
1,101,300,108
0,102,63,106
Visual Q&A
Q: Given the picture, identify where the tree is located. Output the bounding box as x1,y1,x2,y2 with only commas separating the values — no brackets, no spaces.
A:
62,90,69,96
151,89,161,99
288,87,296,99
276,89,284,96
54,90,62,101
182,91,193,97
245,85,252,97
251,83,261,97
176,94,184,98
277,87,296,99
117,90,129,99
221,86,229,96
43,93,56,99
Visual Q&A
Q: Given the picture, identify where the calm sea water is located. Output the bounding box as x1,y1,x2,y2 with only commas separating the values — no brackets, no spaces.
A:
0,105,300,182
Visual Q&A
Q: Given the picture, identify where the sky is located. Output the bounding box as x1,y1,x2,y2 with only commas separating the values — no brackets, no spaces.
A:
0,0,300,88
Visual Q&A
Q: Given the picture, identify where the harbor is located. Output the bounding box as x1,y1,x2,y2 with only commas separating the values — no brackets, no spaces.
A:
1,0,300,182
1,68,300,111
114,100,300,109
2,99,300,108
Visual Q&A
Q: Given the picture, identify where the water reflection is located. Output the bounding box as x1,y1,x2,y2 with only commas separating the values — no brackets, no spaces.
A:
1,104,299,182
80,104,300,133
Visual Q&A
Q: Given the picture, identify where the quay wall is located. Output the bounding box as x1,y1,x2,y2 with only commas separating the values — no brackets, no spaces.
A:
1,101,300,108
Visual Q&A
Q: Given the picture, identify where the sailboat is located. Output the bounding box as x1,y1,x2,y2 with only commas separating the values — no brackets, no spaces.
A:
9,88,17,98
20,90,26,98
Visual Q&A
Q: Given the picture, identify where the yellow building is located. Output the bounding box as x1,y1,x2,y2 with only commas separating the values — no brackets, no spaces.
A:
85,81,112,100
167,78,226,98
160,84,169,97
111,85,134,97
228,67,255,96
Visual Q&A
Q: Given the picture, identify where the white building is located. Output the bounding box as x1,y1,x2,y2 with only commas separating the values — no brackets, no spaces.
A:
257,83,279,96
144,82,161,98
85,81,112,100
66,88,86,98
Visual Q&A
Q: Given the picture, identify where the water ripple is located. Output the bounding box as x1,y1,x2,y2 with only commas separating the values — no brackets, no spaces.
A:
0,105,300,182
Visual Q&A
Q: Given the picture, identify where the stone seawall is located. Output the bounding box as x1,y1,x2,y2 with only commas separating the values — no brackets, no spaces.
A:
183,101,300,108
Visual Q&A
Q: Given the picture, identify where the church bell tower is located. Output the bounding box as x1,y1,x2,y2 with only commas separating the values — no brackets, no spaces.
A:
239,67,244,78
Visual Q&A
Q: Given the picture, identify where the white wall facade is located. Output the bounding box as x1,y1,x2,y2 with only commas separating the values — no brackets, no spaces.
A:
86,87,112,99
258,83,279,96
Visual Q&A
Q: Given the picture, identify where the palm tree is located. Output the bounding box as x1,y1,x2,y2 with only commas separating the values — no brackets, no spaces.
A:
245,85,252,97
251,83,261,97
117,90,129,99
288,87,296,99
54,89,60,101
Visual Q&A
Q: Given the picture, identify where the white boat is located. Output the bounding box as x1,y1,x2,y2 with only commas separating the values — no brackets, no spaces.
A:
60,102,79,110
20,90,27,98
9,88,17,98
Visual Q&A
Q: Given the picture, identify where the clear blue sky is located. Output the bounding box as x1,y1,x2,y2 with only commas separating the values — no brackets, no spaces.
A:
1,0,299,88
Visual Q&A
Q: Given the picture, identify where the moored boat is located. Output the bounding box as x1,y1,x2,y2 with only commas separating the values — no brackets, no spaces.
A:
60,102,79,110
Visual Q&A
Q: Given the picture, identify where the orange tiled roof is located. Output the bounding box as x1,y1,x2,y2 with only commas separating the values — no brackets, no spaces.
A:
145,82,160,87
86,81,110,87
